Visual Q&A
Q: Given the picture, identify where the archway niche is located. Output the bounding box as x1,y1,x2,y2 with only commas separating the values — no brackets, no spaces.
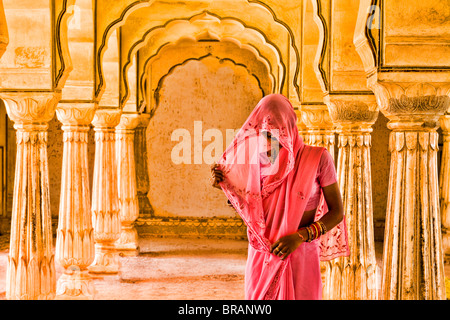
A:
146,56,263,224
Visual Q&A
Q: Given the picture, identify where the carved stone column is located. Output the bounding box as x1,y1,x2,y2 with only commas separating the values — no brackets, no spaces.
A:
1,92,60,300
55,103,96,300
439,114,450,263
323,94,379,300
134,113,154,219
374,84,448,300
300,104,335,156
115,112,140,256
88,108,122,274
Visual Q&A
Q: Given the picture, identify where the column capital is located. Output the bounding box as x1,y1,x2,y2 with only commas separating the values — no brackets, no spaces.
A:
91,108,122,128
116,112,140,131
300,104,334,130
56,103,96,126
324,94,379,131
370,81,450,130
1,91,61,124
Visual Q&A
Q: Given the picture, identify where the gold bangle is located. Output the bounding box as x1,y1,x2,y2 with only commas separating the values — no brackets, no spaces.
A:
306,226,313,242
317,220,327,234
311,223,319,240
314,221,323,236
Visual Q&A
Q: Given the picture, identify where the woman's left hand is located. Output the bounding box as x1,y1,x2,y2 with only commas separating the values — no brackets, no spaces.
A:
270,232,304,260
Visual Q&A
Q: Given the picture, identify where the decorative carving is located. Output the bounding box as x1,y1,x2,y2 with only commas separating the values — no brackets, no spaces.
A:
387,95,449,117
326,96,379,125
115,112,140,255
369,82,450,127
56,103,96,126
0,92,60,300
55,103,96,300
301,104,334,129
14,47,47,68
300,104,335,156
89,108,122,274
2,92,60,124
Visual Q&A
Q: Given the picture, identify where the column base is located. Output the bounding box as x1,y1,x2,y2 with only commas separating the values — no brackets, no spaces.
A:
88,244,121,274
55,270,95,300
115,226,140,256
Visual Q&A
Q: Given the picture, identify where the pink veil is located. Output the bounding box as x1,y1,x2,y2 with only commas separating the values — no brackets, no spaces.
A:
217,94,349,299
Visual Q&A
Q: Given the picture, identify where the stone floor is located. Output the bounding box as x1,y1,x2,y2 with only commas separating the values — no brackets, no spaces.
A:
0,234,448,300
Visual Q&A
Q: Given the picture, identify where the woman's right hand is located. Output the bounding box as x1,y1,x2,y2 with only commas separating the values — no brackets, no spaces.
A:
210,163,224,189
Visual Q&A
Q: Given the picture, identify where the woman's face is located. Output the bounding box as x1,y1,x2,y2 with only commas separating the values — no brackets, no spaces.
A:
262,131,281,151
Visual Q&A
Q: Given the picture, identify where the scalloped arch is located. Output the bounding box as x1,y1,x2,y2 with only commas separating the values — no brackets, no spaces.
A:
121,11,285,107
95,0,300,104
149,54,265,119
140,38,273,113
95,1,154,98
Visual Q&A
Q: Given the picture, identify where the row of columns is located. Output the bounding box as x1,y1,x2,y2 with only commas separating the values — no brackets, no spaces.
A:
1,92,151,300
2,90,448,300
299,91,448,300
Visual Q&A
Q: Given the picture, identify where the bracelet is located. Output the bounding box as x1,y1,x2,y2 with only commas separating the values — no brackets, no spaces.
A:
311,223,319,239
306,222,323,242
307,226,312,242
317,220,327,234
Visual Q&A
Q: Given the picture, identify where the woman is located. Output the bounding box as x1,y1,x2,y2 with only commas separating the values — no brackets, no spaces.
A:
210,94,349,300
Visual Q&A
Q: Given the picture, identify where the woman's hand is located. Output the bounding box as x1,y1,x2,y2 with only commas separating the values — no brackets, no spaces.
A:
210,163,224,189
270,229,308,260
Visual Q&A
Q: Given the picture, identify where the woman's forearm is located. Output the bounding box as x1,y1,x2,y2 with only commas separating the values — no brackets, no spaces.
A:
316,182,344,235
317,207,343,235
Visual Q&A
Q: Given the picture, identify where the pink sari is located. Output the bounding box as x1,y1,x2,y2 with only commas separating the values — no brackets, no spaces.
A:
217,94,349,300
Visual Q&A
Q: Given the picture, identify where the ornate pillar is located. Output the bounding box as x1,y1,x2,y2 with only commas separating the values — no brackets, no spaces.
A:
134,113,154,219
115,112,140,256
439,114,450,263
1,92,60,300
374,84,448,300
88,108,122,274
300,104,335,156
55,103,96,300
323,95,379,300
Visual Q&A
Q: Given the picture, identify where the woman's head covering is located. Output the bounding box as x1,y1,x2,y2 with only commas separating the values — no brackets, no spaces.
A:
219,94,303,200
218,94,308,252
